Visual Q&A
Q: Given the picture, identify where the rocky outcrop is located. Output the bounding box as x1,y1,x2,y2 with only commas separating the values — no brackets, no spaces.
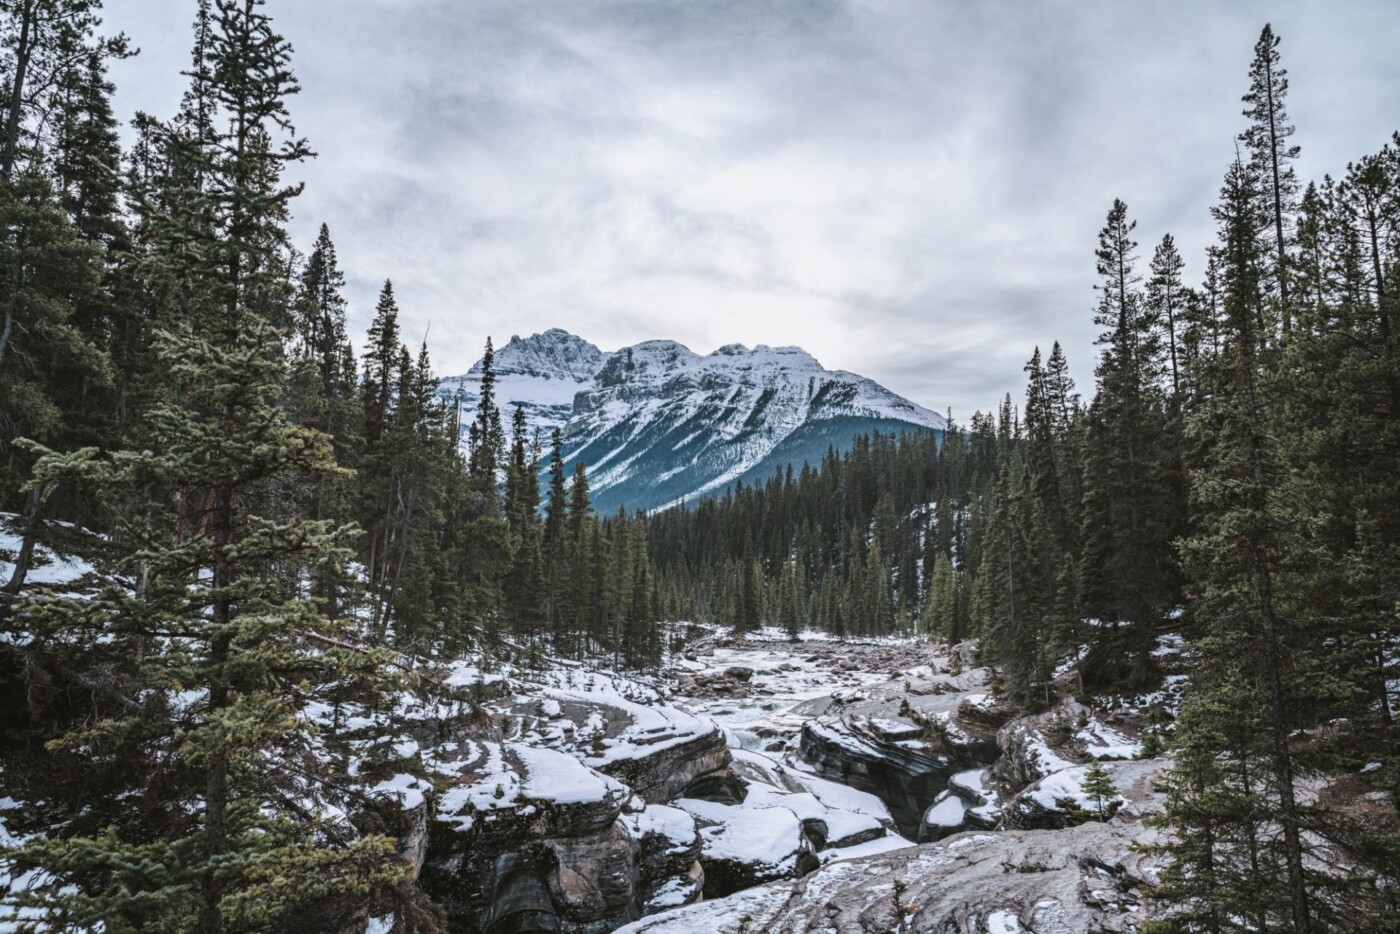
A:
918,765,1009,841
691,805,819,898
396,660,738,934
625,805,705,913
797,688,1003,837
503,667,732,805
617,819,1163,933
995,704,1144,792
417,740,708,933
598,727,730,805
407,640,1168,932
799,715,958,837
1003,759,1160,831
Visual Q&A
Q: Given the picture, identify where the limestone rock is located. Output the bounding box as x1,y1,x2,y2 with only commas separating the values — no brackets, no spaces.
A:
617,821,1165,933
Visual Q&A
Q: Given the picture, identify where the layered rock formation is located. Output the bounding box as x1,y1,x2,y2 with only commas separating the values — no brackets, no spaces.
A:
372,656,901,932
795,663,1005,837
619,819,1164,933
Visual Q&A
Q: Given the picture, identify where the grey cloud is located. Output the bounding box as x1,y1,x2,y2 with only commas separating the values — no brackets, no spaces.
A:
102,0,1400,416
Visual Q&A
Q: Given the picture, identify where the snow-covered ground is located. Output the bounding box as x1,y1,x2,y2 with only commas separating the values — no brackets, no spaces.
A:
658,631,925,870
669,642,895,750
0,515,98,591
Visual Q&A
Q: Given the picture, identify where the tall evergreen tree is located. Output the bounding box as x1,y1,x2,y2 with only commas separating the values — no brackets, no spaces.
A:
1077,199,1174,688
1147,234,1187,401
1240,23,1299,333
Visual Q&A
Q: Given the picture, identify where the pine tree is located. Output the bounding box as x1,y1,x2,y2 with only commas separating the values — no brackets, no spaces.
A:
6,5,406,925
362,280,401,447
10,321,406,930
1240,23,1299,333
922,550,956,640
503,406,544,647
980,464,1044,709
1080,759,1118,821
563,459,592,652
729,537,758,634
1147,234,1187,401
0,0,130,183
468,337,505,488
1168,157,1316,932
1077,199,1174,689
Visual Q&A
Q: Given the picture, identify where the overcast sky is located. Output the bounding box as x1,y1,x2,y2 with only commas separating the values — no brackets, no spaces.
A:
102,0,1400,417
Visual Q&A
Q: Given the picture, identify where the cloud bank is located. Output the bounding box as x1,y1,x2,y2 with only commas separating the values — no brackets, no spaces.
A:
104,0,1400,416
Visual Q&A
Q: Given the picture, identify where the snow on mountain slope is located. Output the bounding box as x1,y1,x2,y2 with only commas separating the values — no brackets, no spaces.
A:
441,328,604,438
441,330,945,512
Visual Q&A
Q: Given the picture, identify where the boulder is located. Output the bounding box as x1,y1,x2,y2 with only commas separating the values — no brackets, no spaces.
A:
691,805,819,898
947,767,1004,830
627,805,700,873
919,791,968,842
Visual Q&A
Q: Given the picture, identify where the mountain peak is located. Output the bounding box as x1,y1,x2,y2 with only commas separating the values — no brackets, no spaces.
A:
469,328,603,381
704,343,823,372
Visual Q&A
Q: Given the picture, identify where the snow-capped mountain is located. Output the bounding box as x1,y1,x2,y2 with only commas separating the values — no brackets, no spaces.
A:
442,328,602,436
442,329,945,513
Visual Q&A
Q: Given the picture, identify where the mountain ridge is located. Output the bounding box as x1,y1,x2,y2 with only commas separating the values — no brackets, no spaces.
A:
442,329,945,512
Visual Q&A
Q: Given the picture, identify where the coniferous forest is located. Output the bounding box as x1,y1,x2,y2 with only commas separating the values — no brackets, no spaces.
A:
0,2,1397,931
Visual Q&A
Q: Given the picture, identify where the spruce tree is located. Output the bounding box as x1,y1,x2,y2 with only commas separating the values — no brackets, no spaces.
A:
468,337,505,488
1077,199,1173,689
1147,234,1186,401
1240,23,1299,332
9,321,405,930
1166,158,1318,932
6,5,407,925
1080,759,1118,821
503,406,544,647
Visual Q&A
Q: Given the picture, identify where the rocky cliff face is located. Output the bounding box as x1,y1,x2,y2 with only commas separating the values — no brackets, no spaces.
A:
443,328,603,438
794,658,1004,837
441,330,945,513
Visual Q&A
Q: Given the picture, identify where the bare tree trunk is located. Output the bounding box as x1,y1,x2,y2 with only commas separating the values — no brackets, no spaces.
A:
1,0,37,182
3,485,44,594
1264,56,1291,333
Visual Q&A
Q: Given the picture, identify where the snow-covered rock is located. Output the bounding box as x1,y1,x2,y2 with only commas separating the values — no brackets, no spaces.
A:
689,803,817,897
795,656,1003,837
1003,756,1164,831
502,665,731,803
616,820,1164,933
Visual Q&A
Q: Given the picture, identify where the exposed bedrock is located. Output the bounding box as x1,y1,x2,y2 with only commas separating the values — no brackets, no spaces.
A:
797,692,1003,838
411,666,738,930
596,725,731,804
618,820,1163,934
